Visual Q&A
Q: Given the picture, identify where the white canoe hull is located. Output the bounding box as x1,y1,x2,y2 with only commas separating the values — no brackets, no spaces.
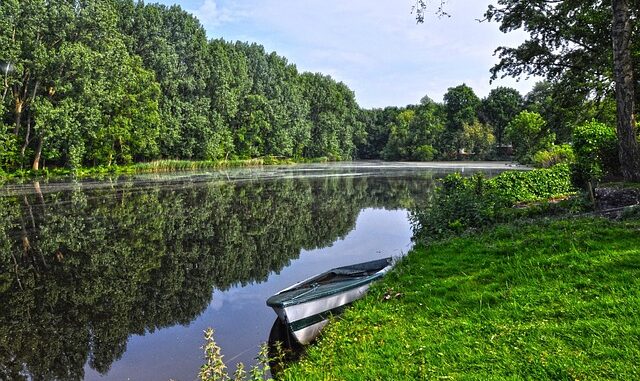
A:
271,283,371,344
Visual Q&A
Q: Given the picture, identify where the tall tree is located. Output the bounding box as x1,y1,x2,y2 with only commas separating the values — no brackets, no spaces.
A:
416,0,640,179
300,73,361,159
611,0,640,180
122,2,211,159
442,84,480,157
479,87,522,146
484,0,640,180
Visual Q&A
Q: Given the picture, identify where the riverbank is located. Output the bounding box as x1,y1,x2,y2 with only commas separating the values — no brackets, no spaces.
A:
281,216,640,380
0,157,330,182
0,159,527,183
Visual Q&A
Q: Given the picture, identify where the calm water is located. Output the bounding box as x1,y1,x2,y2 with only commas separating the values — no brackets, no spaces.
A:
0,162,510,380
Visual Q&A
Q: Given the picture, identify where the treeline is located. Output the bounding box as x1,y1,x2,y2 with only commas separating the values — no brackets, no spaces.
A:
358,81,618,164
1,1,632,176
0,0,362,172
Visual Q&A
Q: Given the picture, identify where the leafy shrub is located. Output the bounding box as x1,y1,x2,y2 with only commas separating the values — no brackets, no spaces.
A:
412,165,574,240
505,111,555,163
490,164,572,203
461,120,495,158
414,144,436,161
572,120,619,185
532,144,575,168
0,132,20,173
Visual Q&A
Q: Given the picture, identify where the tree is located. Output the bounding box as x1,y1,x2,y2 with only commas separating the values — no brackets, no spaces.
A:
484,0,640,180
479,87,522,146
122,2,212,159
300,73,361,159
610,0,640,181
357,107,403,159
505,110,554,162
415,0,640,180
462,120,495,158
442,84,480,158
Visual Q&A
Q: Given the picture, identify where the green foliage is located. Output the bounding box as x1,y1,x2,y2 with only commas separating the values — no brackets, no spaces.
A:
479,86,523,146
444,84,480,130
0,1,368,174
505,110,554,162
300,73,362,160
461,120,495,158
523,81,588,143
532,144,575,168
372,101,444,161
283,217,640,380
490,164,573,203
0,130,19,172
572,120,620,185
487,2,640,111
441,84,481,157
199,328,273,381
412,165,575,240
414,144,436,161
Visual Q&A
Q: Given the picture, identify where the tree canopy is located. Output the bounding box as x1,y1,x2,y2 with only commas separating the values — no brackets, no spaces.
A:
0,0,363,172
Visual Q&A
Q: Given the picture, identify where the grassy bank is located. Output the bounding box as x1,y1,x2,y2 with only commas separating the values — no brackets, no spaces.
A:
282,217,640,380
0,156,330,181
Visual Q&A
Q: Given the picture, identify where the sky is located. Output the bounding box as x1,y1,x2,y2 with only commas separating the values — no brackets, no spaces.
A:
153,0,538,109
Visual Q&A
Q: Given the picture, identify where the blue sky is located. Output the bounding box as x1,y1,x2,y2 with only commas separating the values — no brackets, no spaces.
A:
153,0,537,109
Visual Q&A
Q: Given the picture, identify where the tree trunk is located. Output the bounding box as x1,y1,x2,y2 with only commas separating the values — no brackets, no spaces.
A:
32,136,43,171
13,98,23,136
611,0,640,181
21,113,31,157
1,71,8,104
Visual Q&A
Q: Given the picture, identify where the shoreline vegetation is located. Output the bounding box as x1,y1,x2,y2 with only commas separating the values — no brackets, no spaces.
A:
274,166,640,380
0,158,529,183
0,157,331,181
196,164,640,381
280,215,640,380
4,3,634,183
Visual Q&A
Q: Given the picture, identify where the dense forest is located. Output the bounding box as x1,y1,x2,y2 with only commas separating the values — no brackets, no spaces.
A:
1,0,638,179
0,0,363,172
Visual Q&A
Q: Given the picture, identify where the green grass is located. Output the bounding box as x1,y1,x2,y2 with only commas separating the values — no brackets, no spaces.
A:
282,217,640,380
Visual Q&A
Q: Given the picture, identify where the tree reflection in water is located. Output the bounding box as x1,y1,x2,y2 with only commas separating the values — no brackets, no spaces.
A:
0,168,462,380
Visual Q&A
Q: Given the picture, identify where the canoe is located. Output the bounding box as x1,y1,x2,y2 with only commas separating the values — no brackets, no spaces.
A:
266,257,393,345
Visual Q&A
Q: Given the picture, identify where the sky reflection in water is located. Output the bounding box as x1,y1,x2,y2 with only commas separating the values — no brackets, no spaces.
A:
0,163,508,380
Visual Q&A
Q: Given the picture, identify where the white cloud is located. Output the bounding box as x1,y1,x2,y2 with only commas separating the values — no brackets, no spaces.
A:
166,0,540,107
189,0,236,27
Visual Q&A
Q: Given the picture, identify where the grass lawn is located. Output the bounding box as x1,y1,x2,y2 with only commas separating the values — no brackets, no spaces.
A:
281,217,640,380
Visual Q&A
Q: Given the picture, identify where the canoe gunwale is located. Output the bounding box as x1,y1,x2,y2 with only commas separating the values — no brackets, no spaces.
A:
266,257,393,308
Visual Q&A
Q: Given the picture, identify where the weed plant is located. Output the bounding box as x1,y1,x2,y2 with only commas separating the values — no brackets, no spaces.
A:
199,328,277,381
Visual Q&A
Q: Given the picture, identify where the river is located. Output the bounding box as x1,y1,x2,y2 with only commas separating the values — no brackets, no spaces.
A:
0,162,514,380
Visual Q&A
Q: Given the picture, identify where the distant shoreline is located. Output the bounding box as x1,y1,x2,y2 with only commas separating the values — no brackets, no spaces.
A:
0,159,526,184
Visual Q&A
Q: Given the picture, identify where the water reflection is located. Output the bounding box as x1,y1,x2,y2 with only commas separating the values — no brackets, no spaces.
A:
0,164,499,380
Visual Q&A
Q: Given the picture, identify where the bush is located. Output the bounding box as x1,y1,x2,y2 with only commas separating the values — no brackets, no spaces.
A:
461,120,495,158
505,111,555,163
572,120,619,185
490,164,573,203
412,165,574,240
414,144,436,161
532,144,575,168
0,132,20,173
